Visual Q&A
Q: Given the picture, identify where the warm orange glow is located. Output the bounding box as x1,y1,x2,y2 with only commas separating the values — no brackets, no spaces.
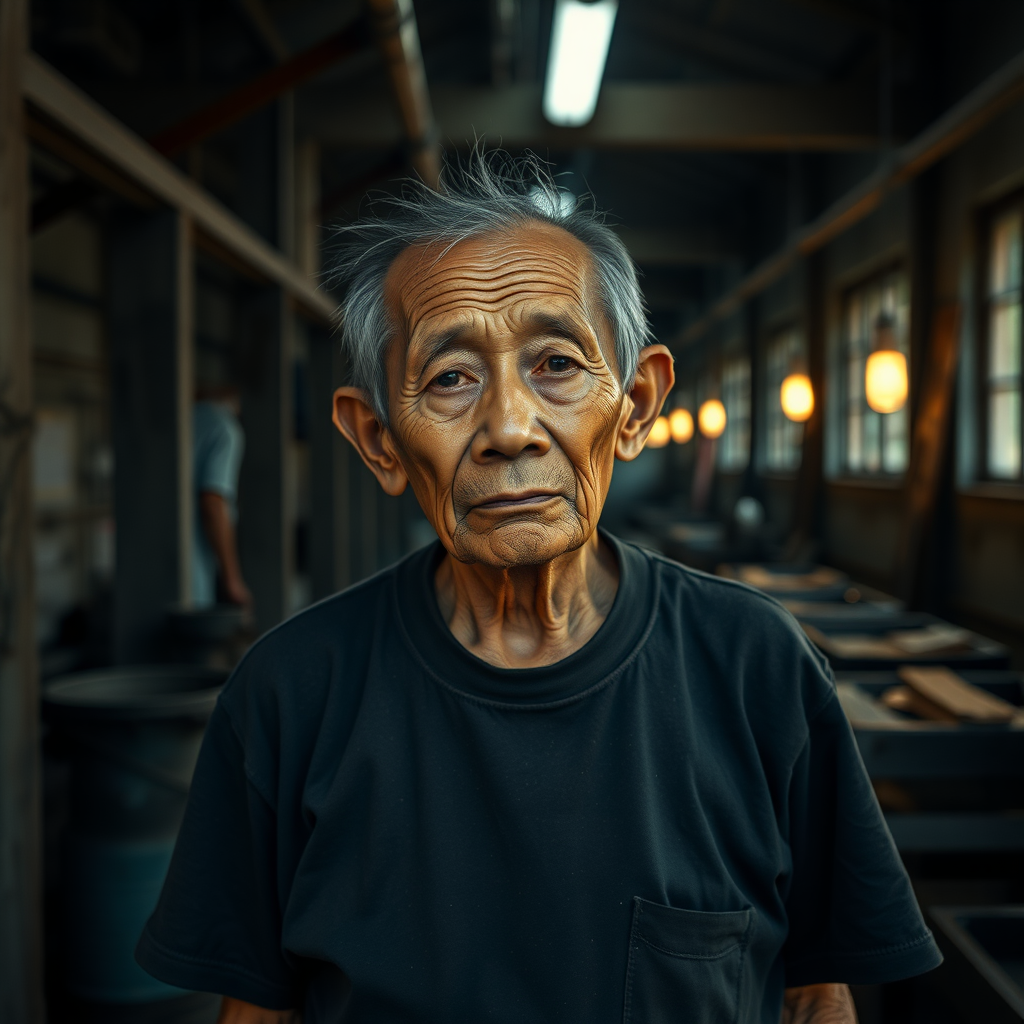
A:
780,373,814,422
865,350,908,413
646,415,671,448
668,407,694,444
697,399,727,439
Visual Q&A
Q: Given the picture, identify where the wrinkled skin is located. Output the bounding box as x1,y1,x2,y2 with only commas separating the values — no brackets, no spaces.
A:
334,221,674,666
382,223,632,569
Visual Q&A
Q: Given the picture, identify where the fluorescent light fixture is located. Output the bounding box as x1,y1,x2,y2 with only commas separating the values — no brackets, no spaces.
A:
543,0,618,127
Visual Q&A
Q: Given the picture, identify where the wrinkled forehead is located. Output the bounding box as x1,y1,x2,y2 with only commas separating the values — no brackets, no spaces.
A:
382,221,605,346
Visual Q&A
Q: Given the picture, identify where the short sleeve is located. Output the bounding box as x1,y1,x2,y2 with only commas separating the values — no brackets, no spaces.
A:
781,691,943,986
196,408,244,500
135,704,298,1009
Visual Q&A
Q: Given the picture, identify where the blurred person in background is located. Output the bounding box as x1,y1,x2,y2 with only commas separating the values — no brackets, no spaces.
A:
193,386,251,611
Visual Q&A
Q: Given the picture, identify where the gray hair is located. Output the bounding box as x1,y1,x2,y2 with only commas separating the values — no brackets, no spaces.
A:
326,149,653,424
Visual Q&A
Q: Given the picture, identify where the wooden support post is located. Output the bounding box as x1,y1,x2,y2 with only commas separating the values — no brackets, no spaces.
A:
787,251,826,554
742,299,763,499
109,208,194,661
295,139,321,278
308,328,350,598
238,287,293,633
894,305,961,604
0,0,45,1018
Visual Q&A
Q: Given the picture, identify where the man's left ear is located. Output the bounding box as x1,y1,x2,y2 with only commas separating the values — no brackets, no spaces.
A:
615,344,675,462
332,387,409,496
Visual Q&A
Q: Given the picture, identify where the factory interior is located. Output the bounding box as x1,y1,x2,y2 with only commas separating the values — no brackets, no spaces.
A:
1,0,1024,1021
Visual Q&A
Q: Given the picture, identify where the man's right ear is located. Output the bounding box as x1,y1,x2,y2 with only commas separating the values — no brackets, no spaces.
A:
332,387,409,496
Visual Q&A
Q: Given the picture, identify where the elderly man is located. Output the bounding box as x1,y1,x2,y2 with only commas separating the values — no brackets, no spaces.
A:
137,155,941,1023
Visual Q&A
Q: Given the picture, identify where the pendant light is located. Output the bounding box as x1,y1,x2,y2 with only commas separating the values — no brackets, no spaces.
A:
697,399,726,439
780,370,814,423
864,314,908,414
668,407,694,444
646,415,671,448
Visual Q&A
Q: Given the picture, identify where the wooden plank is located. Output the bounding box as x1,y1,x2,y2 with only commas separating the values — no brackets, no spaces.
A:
898,666,1016,724
0,0,45,1017
238,287,294,634
615,226,740,266
109,208,194,660
21,54,335,323
310,81,878,152
26,114,155,228
894,305,961,602
148,23,364,158
367,0,440,188
308,328,349,598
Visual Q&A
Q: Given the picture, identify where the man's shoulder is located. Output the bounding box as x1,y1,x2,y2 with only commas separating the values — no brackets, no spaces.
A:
217,554,413,723
639,543,810,637
624,541,836,720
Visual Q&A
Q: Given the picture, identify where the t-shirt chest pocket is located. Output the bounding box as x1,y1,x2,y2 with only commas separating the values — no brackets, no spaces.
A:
623,897,755,1024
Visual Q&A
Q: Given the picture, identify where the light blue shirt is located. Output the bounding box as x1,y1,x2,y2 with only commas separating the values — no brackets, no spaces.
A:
192,401,244,608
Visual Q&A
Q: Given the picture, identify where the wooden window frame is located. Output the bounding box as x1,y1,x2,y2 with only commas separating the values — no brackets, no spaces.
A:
978,191,1024,484
719,354,751,473
839,265,910,478
764,325,804,474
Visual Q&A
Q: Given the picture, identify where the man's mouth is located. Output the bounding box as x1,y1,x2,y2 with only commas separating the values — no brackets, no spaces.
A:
473,491,561,510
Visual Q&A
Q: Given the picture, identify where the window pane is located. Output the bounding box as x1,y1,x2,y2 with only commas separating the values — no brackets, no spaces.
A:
847,296,861,349
988,386,1022,478
848,356,863,400
883,407,909,474
989,299,1022,380
847,411,862,470
863,410,881,472
990,210,1023,295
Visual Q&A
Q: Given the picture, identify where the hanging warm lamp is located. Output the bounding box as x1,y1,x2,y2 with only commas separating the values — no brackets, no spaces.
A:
780,372,814,423
865,314,908,414
646,415,671,448
697,399,726,439
668,407,694,444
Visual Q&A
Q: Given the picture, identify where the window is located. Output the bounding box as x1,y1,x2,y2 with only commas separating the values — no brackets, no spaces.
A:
983,205,1023,479
841,270,909,475
765,327,805,471
719,356,750,472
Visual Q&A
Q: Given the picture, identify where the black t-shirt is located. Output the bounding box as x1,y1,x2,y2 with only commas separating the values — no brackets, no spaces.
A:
137,533,941,1022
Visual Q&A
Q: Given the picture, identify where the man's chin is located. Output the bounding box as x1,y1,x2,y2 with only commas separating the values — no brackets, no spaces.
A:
449,519,588,569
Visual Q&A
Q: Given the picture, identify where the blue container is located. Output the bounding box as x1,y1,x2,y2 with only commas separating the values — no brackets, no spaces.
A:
43,666,225,1006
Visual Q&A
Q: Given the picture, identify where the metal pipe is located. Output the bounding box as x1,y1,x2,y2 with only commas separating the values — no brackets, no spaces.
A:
677,46,1024,348
367,0,441,190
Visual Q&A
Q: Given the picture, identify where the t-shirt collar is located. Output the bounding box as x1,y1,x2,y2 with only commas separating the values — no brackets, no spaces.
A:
393,530,656,706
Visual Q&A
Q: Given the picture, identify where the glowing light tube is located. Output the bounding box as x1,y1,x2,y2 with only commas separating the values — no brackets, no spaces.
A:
543,0,619,127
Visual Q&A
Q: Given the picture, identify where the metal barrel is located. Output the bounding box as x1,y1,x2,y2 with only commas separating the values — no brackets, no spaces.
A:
43,666,225,1013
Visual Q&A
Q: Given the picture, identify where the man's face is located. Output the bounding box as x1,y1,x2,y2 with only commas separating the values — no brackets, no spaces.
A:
381,221,631,569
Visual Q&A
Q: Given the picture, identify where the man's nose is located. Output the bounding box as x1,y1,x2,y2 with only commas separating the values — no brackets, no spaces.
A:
472,378,551,461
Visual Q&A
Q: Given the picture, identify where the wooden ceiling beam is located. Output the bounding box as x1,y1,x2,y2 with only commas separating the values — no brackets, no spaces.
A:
615,227,741,267
22,53,335,321
674,44,1024,347
148,20,366,158
307,82,878,151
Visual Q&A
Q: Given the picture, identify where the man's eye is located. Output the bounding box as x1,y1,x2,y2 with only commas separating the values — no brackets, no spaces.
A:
432,370,463,389
544,356,577,373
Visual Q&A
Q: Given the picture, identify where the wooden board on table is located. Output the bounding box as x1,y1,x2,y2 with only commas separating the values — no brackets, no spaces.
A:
898,666,1016,724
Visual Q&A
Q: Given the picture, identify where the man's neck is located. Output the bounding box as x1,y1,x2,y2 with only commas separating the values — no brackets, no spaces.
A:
434,532,620,669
